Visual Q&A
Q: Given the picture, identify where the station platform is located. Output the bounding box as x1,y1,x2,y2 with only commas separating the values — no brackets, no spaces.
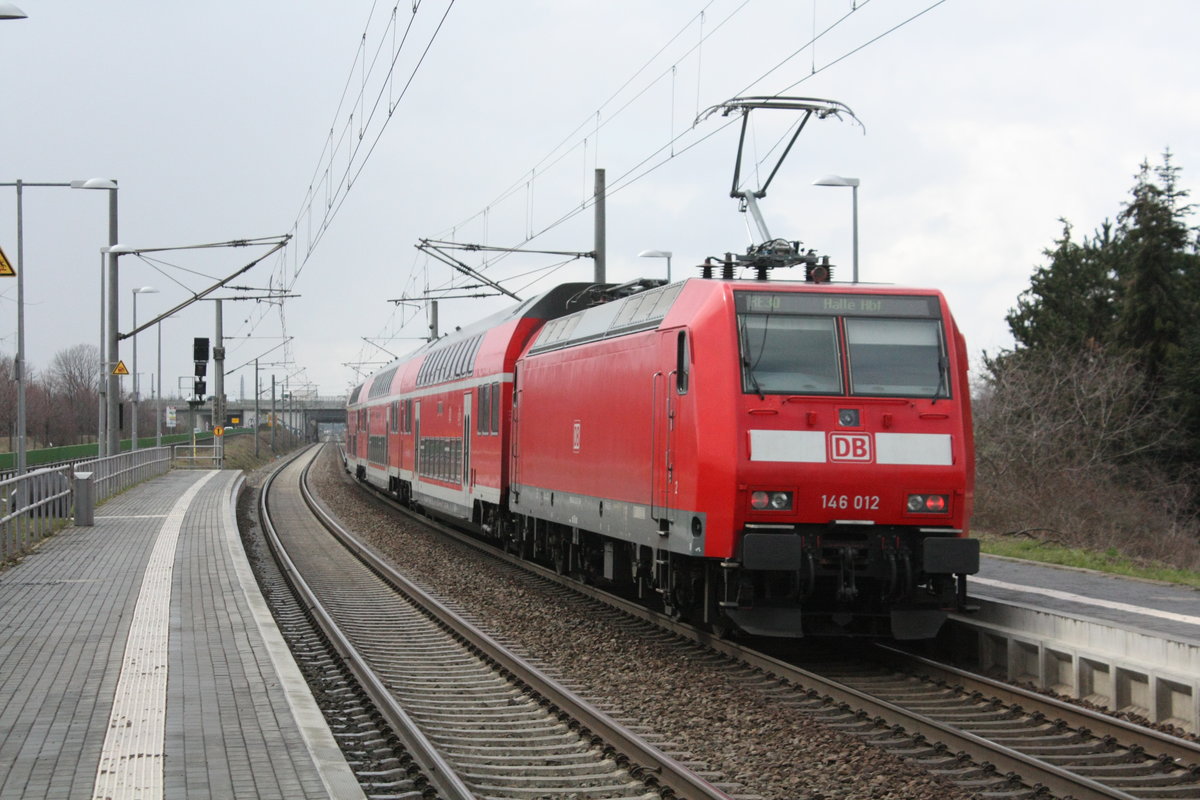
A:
973,554,1200,644
948,554,1200,733
0,469,364,800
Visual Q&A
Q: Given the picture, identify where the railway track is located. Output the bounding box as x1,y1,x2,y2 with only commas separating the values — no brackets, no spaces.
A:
258,444,745,800
758,643,1200,799
329,448,1200,800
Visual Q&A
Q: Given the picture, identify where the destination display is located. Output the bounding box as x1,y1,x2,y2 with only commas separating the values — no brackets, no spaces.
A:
735,292,941,318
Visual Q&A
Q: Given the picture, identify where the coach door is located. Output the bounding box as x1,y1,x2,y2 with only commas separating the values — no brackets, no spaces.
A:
462,391,472,494
413,401,422,483
510,367,523,492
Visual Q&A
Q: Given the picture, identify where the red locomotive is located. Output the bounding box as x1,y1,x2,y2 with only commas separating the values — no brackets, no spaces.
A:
346,96,978,638
346,269,978,639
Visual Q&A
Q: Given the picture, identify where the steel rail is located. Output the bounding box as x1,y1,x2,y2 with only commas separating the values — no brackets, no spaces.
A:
303,448,736,800
259,445,475,800
338,456,1195,800
876,644,1200,768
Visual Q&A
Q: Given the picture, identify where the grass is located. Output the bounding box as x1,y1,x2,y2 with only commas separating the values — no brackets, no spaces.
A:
0,429,255,470
976,531,1200,589
219,430,306,472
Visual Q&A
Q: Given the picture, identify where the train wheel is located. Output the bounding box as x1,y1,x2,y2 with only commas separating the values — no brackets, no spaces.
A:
710,613,737,640
551,535,569,576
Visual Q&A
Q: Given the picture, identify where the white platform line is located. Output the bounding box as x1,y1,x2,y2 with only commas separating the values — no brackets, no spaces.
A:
92,471,220,800
972,576,1200,627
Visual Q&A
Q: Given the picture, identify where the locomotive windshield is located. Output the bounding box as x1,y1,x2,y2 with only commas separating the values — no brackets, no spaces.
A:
735,291,948,398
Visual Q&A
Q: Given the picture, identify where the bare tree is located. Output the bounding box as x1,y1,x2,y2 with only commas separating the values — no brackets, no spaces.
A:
46,344,101,445
0,354,14,452
975,347,1199,566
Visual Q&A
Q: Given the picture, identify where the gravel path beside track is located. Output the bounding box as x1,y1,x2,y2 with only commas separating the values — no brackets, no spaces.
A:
307,447,978,800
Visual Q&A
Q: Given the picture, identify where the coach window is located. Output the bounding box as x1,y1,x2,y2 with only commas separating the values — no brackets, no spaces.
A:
477,383,490,434
675,331,689,395
845,318,947,397
490,380,500,434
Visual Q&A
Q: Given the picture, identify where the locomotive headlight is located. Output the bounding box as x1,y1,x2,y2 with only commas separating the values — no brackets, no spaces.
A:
751,491,793,511
907,494,949,513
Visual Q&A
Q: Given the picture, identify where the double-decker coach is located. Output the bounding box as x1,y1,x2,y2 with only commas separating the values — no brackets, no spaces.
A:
346,284,605,528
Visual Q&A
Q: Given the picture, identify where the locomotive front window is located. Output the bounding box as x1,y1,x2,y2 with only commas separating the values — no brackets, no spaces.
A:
739,314,841,394
845,318,947,397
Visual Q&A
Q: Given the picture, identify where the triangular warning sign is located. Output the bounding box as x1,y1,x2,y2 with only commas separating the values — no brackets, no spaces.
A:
0,246,14,277
112,360,130,376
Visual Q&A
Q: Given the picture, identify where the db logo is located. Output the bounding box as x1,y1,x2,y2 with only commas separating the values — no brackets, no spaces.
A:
830,433,872,462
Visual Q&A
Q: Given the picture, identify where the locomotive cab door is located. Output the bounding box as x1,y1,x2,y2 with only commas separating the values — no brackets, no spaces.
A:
651,330,686,531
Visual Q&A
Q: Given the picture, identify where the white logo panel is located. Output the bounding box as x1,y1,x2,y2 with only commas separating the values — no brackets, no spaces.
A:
749,430,826,463
875,433,953,465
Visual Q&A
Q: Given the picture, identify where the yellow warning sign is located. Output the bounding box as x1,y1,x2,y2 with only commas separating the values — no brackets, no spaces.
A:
0,246,14,277
214,426,225,437
112,360,130,376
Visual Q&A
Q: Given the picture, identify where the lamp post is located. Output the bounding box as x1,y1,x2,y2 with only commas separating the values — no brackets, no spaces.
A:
131,286,158,451
637,249,673,282
813,175,859,283
1,178,117,473
156,316,163,448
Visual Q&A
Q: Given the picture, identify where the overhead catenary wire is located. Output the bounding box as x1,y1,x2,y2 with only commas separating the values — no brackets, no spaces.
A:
230,0,457,389
436,0,751,242
249,0,953,394
460,0,948,263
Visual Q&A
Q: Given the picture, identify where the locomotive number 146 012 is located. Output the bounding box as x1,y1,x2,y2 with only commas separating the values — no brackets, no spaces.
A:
821,494,880,510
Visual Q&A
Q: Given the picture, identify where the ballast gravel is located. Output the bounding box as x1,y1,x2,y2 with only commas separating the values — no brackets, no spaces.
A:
306,447,978,800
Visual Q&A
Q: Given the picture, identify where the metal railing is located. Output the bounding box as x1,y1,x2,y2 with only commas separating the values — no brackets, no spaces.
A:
1,448,174,564
74,447,172,505
172,444,222,470
1,465,75,563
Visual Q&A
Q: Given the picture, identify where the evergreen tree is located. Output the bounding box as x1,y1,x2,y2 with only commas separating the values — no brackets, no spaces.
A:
1006,220,1118,351
1115,151,1195,383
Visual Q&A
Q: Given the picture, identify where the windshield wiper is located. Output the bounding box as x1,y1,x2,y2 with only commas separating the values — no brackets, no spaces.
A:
743,355,766,400
931,355,948,404
737,317,766,400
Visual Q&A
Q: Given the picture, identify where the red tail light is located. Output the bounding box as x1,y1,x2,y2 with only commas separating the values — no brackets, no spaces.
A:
906,494,949,514
750,491,793,511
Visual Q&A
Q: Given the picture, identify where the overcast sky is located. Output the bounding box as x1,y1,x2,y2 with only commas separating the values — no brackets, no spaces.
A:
3,1,1199,406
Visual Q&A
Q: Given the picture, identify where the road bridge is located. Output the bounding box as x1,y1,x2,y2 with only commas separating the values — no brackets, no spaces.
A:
186,395,346,442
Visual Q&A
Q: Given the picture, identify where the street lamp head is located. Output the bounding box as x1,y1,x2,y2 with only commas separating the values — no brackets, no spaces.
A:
813,174,860,188
103,244,135,255
134,286,159,295
70,178,118,191
638,249,673,259
0,2,27,19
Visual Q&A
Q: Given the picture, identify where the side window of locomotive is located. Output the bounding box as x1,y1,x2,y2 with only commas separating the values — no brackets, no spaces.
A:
675,330,689,395
844,318,947,397
738,314,840,394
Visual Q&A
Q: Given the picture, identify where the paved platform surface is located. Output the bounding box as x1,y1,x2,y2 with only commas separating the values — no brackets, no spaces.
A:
974,554,1200,643
0,469,363,800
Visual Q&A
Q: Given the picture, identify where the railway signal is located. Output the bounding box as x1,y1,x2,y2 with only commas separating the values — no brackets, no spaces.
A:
193,337,209,398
